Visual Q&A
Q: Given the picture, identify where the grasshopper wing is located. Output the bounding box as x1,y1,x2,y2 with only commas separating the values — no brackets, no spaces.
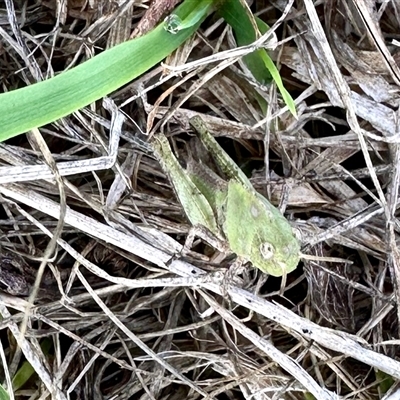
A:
153,135,220,236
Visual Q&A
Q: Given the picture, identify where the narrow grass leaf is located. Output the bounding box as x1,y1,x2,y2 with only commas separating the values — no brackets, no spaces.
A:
0,0,215,142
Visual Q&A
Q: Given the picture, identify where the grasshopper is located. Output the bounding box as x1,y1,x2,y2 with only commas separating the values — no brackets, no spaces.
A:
152,116,300,276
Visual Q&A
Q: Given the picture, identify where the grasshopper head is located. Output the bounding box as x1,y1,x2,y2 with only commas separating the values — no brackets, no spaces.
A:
223,180,301,277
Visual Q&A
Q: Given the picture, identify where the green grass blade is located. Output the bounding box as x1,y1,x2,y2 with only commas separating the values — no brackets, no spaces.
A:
259,51,297,117
376,369,395,395
217,0,272,84
12,339,53,391
0,385,9,400
0,0,215,142
217,0,297,116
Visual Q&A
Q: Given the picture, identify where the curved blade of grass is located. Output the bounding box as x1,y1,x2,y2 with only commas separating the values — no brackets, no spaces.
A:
217,0,297,116
0,0,215,142
217,0,272,84
259,50,297,117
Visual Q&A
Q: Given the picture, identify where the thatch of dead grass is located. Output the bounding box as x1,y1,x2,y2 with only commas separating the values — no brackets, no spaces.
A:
1,0,400,399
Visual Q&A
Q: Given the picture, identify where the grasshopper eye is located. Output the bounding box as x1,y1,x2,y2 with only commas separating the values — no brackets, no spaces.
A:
260,242,275,260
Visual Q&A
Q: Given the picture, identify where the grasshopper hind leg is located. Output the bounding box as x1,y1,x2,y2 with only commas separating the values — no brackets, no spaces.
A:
182,224,230,262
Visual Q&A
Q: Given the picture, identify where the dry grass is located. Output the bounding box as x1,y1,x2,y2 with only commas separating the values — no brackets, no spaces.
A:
1,0,400,399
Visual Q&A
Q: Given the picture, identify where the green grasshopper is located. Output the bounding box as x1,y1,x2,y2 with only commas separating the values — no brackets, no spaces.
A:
153,116,300,276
